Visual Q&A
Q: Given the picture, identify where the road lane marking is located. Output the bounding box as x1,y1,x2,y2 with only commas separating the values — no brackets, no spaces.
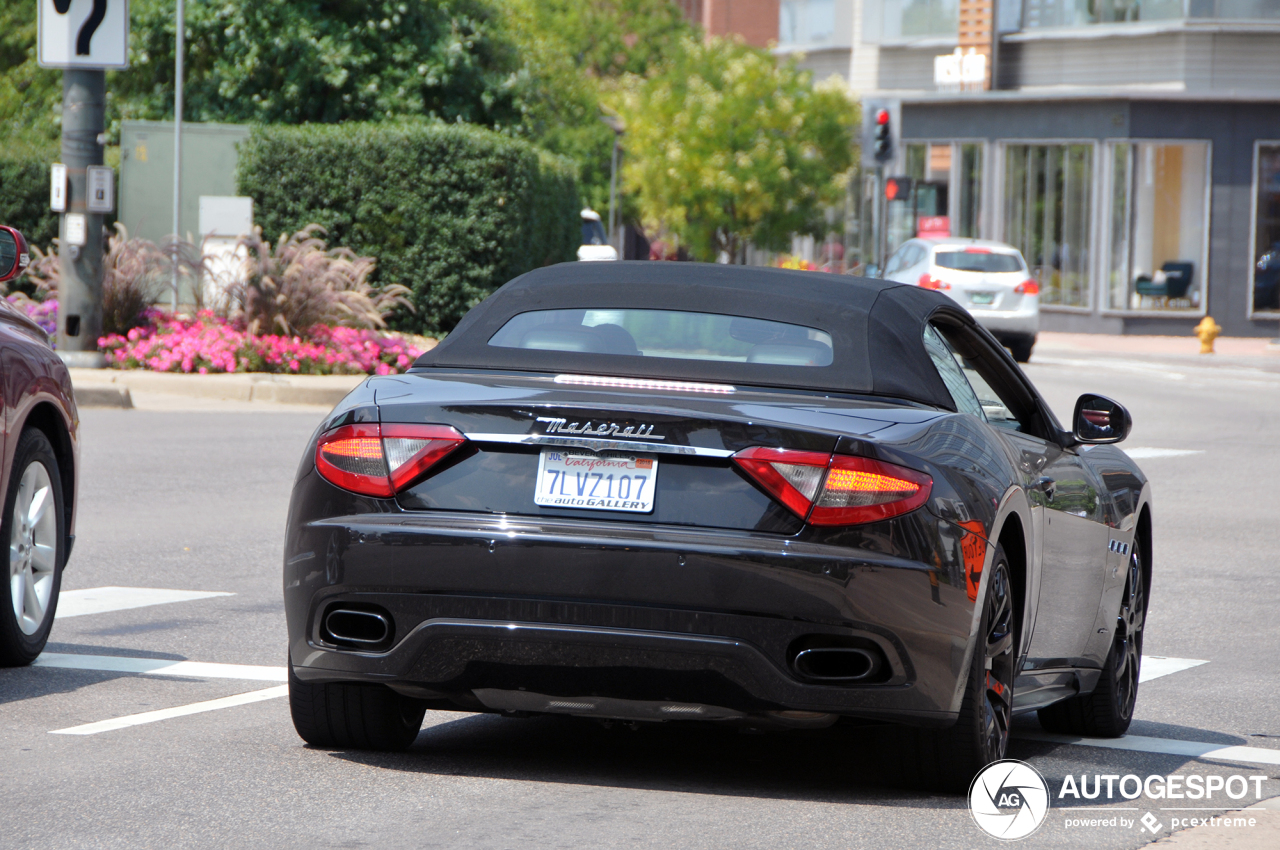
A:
1141,655,1209,683
33,653,286,682
1021,732,1280,767
56,587,233,619
1123,448,1205,460
50,686,288,736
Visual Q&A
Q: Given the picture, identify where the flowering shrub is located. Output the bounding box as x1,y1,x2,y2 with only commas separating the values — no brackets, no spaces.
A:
5,294,58,337
98,312,423,376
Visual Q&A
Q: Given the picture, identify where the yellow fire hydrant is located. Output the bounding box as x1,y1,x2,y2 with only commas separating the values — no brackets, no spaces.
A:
1194,316,1222,354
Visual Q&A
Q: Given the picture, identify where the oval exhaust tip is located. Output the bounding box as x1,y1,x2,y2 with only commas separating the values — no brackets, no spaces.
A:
324,609,391,646
792,647,881,682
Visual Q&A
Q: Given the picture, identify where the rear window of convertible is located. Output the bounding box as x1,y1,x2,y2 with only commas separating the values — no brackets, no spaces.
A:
488,309,834,367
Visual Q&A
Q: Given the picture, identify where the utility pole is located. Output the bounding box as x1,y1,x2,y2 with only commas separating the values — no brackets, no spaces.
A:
57,70,107,365
39,0,130,365
171,0,185,312
601,115,625,258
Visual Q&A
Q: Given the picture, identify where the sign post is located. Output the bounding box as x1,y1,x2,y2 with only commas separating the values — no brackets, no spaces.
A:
38,0,129,365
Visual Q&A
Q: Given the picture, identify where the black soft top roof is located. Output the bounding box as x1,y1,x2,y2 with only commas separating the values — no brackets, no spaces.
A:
413,261,976,410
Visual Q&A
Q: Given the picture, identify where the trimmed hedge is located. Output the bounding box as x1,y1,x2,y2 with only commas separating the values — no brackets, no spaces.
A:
0,155,59,250
237,122,581,335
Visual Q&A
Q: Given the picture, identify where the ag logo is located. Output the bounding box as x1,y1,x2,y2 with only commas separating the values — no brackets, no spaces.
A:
969,759,1050,840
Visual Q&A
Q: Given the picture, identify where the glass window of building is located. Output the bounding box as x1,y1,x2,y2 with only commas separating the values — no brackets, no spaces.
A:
779,0,837,46
1105,142,1210,312
1002,144,1094,308
896,142,984,248
880,0,959,41
1023,0,1183,28
1020,0,1280,27
1253,144,1280,315
1188,1,1280,20
957,143,983,238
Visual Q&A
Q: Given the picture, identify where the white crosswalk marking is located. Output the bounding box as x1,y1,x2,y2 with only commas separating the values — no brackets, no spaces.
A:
1123,448,1205,460
50,687,288,736
1140,655,1209,683
33,653,286,682
56,587,233,619
1021,732,1280,767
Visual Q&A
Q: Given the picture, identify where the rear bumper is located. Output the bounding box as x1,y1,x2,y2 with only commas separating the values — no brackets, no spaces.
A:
284,505,981,726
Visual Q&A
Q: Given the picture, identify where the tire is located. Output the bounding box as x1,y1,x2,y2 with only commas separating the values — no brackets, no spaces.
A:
891,548,1017,792
1007,335,1035,363
288,660,427,751
1037,547,1145,737
0,429,66,667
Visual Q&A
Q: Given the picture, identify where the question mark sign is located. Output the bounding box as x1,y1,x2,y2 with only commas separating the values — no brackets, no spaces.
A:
51,0,109,57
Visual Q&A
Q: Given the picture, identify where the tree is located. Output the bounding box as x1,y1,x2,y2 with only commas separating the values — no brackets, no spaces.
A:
0,7,62,155
113,0,525,131
611,36,858,262
500,0,697,212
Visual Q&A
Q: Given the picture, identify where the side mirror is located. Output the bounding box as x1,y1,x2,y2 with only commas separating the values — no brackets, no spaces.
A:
864,263,881,279
1072,393,1132,444
0,226,31,284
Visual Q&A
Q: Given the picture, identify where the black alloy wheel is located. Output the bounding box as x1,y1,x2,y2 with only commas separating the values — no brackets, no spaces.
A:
891,547,1017,792
980,560,1016,759
1038,548,1145,737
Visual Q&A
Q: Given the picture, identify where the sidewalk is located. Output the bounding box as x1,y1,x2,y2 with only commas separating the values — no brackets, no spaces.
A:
1037,332,1280,358
1032,332,1280,376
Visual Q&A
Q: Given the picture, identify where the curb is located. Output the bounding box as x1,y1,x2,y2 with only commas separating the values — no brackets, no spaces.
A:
66,369,367,408
73,386,134,409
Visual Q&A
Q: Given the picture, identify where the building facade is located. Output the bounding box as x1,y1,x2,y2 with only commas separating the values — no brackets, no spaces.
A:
859,1,1280,338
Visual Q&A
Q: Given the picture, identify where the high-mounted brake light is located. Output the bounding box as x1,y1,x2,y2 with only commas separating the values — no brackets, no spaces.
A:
315,423,465,497
733,447,932,526
1014,279,1040,295
918,272,950,290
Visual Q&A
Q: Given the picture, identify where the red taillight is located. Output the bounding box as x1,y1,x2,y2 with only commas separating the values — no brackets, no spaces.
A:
315,423,465,497
1015,279,1040,295
732,447,932,526
918,272,950,290
731,447,832,518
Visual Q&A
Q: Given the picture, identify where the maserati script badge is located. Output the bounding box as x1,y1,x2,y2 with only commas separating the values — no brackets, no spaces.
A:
535,416,664,441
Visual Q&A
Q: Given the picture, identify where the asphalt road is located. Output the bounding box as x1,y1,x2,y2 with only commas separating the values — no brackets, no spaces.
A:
2,351,1278,849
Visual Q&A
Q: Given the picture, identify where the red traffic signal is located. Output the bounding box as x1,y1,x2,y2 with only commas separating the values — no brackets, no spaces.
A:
875,108,890,125
884,177,913,201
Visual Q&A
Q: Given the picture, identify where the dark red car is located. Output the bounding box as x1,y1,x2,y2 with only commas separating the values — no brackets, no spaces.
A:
0,225,79,665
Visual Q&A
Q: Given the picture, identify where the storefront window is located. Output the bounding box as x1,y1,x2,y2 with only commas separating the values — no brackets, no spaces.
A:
1253,144,1280,315
1106,142,1209,312
957,143,983,238
880,0,959,41
895,142,983,245
1002,143,1094,308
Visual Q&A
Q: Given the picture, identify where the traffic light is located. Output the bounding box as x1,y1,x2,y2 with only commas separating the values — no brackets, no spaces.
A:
885,176,913,201
873,108,893,163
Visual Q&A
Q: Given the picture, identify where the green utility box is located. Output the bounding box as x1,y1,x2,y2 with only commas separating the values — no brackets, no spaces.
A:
119,121,250,245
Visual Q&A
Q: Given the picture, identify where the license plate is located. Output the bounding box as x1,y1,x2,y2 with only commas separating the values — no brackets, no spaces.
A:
970,292,996,306
534,451,657,513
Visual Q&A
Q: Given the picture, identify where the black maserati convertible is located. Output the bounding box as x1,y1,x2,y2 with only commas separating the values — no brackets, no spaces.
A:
284,263,1151,790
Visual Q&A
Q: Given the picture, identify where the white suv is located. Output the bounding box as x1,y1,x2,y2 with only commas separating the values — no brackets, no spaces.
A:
882,238,1039,362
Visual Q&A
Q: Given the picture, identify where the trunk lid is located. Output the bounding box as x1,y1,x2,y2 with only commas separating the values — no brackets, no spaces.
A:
371,371,936,533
